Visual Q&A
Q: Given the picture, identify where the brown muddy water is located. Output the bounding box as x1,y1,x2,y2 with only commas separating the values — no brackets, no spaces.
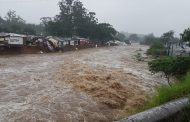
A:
0,44,167,122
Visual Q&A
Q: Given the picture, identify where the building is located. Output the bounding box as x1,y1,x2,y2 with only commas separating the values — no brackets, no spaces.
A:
0,33,26,47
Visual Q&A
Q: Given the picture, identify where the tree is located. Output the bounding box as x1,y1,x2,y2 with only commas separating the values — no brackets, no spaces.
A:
116,33,126,41
161,30,175,55
5,10,25,23
128,34,139,42
43,0,117,44
149,57,176,86
161,30,174,45
0,10,42,35
141,33,160,45
181,28,190,46
41,17,52,28
0,17,5,32
43,0,96,37
57,0,75,37
149,57,190,87
96,23,117,41
147,41,166,56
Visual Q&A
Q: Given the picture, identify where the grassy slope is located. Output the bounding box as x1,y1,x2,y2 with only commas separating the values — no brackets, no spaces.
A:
141,73,190,111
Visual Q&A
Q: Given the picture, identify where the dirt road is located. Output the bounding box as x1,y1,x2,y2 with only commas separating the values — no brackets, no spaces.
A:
0,44,166,122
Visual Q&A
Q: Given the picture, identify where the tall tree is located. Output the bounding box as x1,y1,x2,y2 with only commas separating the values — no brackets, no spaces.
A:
141,33,160,45
43,0,117,44
128,34,139,42
57,0,74,37
116,33,126,41
161,30,174,45
96,23,117,41
0,17,5,32
181,28,190,46
0,10,42,35
161,30,175,55
5,10,25,23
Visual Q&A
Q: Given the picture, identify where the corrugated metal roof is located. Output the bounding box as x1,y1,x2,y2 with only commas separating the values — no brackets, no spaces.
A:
0,32,9,37
9,33,26,37
0,33,26,37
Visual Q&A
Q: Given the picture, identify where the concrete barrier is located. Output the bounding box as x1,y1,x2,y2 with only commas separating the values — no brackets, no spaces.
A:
116,98,189,122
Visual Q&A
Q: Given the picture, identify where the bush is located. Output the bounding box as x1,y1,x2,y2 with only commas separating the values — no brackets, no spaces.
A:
148,56,190,86
140,34,160,46
147,42,166,56
173,57,190,76
124,39,131,44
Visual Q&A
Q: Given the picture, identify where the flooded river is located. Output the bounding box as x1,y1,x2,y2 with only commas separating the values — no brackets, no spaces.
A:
0,44,166,122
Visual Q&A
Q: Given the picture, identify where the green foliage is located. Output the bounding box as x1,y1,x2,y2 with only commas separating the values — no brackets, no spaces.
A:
150,42,165,49
116,33,126,41
42,0,117,43
148,56,190,86
181,28,190,46
128,34,139,42
161,30,175,45
173,57,190,76
160,30,180,55
115,33,131,44
149,56,173,86
94,23,117,41
132,74,190,117
144,74,190,109
0,10,43,35
140,34,160,45
147,41,166,56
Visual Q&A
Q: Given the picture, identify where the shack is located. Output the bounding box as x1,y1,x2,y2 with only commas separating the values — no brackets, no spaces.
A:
0,33,9,46
0,33,26,47
54,37,91,51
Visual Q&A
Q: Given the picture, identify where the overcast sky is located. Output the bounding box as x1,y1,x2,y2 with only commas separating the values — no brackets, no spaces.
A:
0,0,190,36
